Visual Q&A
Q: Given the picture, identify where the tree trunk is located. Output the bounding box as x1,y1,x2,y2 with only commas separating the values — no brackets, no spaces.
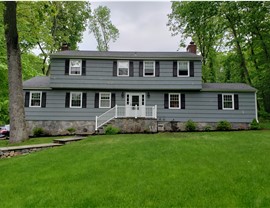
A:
4,1,29,143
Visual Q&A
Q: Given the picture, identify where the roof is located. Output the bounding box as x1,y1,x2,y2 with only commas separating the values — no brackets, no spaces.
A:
23,76,51,89
202,83,256,92
50,50,202,60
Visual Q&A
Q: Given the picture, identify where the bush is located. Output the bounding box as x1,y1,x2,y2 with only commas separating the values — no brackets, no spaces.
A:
33,127,45,137
105,125,119,135
185,120,197,132
203,125,212,132
250,119,260,130
216,120,232,131
67,127,76,134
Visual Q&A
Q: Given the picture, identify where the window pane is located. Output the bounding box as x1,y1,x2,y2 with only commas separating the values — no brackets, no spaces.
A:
100,93,111,108
119,68,128,75
70,60,81,75
170,94,179,108
118,61,129,76
31,93,41,107
178,61,188,76
144,61,154,76
223,95,233,109
71,93,81,107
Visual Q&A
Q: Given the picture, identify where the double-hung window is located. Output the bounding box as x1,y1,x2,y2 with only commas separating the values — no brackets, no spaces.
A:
178,61,189,77
70,92,82,108
30,92,42,107
117,61,129,76
144,61,155,76
99,93,111,108
223,94,234,110
69,59,82,75
169,93,180,109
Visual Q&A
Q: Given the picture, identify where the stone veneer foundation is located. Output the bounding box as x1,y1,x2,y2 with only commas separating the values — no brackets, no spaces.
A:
27,119,250,136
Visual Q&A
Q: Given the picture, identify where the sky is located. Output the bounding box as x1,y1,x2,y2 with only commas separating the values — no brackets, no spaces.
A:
78,1,190,52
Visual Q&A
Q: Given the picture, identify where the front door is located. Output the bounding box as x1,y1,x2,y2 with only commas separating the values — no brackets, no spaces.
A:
126,93,145,117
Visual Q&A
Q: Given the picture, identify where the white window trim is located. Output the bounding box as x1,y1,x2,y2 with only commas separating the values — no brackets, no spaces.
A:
222,93,234,110
143,61,155,77
99,92,111,108
69,59,82,76
177,61,190,77
169,93,181,109
70,92,82,108
117,61,129,77
30,91,42,107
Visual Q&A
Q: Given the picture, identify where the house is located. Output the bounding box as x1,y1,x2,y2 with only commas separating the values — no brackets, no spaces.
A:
23,42,257,135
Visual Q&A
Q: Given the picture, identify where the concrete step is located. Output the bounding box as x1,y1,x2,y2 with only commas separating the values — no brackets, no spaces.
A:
53,136,86,144
0,143,63,152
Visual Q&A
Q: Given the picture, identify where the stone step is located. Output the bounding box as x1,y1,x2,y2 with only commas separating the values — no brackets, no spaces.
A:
53,136,86,144
0,143,63,152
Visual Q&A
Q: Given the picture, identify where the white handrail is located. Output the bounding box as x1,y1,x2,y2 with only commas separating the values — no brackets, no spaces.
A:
95,105,157,130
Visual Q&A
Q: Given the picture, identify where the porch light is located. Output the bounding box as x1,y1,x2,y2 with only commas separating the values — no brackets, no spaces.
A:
121,92,124,98
147,92,150,98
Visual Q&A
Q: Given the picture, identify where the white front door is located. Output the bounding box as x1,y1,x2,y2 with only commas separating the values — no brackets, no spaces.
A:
126,93,145,117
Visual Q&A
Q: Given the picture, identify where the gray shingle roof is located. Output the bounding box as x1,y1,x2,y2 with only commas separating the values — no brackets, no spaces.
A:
23,76,50,89
202,83,256,92
50,50,202,60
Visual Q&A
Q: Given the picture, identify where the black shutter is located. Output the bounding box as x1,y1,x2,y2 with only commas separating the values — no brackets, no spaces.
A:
234,94,239,110
82,60,86,76
25,92,30,107
94,93,99,108
111,93,116,107
155,61,160,77
190,61,194,77
82,93,87,108
218,94,222,110
139,61,143,77
113,61,117,76
65,92,70,108
181,94,185,109
65,59,69,75
164,93,169,109
129,61,134,77
173,61,177,77
41,92,46,108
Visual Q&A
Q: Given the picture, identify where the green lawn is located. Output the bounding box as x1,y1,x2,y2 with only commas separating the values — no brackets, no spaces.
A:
1,131,270,207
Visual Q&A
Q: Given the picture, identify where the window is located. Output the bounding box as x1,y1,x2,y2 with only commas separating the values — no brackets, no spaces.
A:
70,92,82,108
69,59,82,75
99,93,111,108
144,61,155,76
117,61,129,76
169,93,180,109
178,61,189,77
223,94,234,110
30,92,42,107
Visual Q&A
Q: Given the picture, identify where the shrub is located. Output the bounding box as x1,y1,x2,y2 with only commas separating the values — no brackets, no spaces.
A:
250,119,260,130
33,127,45,137
105,125,119,135
67,127,76,134
216,120,232,131
185,120,197,132
203,125,212,132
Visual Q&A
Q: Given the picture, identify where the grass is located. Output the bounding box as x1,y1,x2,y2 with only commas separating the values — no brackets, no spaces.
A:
0,136,69,147
1,131,270,207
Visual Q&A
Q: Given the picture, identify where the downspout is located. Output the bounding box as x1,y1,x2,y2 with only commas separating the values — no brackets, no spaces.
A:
255,91,258,123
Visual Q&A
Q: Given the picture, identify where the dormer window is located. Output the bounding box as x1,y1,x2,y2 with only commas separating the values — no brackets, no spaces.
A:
144,61,155,77
178,61,189,77
69,59,82,75
117,61,129,76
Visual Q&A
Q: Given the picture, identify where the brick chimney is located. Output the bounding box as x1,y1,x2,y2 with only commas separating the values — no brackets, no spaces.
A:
186,41,196,54
61,43,69,51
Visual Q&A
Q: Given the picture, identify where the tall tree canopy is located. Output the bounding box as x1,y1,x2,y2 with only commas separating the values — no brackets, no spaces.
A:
168,1,270,114
89,6,119,51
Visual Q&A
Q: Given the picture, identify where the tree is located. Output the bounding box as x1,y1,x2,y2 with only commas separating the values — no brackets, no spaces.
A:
3,1,28,143
89,6,119,51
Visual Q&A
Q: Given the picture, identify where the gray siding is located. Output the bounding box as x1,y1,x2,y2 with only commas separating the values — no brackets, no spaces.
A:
25,90,256,123
50,59,202,90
